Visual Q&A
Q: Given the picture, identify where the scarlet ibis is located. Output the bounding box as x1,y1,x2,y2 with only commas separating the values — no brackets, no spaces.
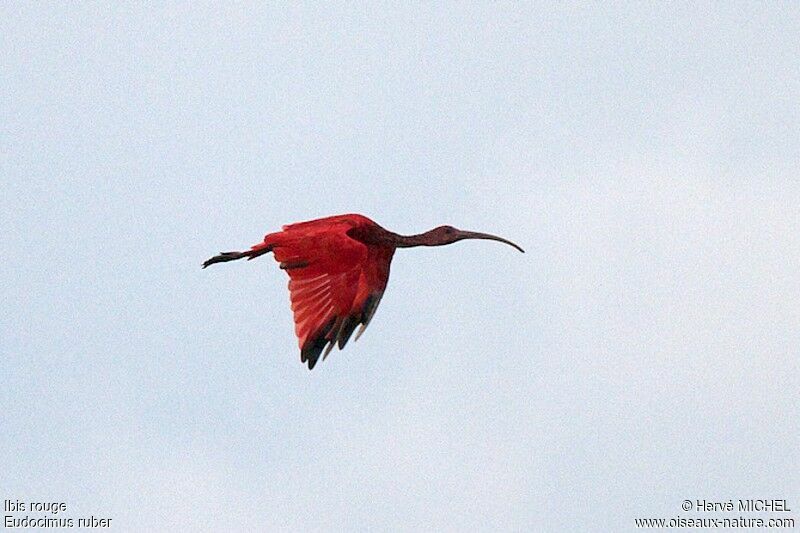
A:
203,214,523,369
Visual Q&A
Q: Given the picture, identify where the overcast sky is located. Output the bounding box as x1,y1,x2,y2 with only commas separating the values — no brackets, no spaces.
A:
2,2,799,531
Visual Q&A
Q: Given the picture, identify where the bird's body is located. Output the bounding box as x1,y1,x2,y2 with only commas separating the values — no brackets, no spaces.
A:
204,214,523,369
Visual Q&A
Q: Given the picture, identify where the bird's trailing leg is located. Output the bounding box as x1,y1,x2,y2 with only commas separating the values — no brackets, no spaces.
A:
202,251,247,268
202,241,273,268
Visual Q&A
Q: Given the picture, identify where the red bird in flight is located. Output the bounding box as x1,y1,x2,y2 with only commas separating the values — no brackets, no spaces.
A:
203,214,523,369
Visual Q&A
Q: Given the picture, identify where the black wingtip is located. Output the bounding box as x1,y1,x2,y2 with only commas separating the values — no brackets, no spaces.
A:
300,318,337,370
302,339,325,370
336,315,360,350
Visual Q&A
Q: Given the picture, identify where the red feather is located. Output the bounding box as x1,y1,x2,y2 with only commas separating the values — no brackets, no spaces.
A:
263,215,394,368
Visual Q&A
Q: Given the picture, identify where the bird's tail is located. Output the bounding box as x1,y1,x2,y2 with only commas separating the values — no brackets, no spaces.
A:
202,240,273,269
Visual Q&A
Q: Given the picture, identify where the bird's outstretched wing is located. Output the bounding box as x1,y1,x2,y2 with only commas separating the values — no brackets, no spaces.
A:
268,219,394,369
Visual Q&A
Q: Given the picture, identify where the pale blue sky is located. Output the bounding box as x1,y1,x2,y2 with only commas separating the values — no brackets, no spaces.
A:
2,2,799,531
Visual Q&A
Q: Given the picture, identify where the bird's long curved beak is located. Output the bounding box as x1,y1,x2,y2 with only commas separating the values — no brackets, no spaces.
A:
459,231,525,253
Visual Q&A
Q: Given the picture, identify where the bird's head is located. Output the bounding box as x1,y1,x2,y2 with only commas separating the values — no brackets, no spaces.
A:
425,225,525,253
